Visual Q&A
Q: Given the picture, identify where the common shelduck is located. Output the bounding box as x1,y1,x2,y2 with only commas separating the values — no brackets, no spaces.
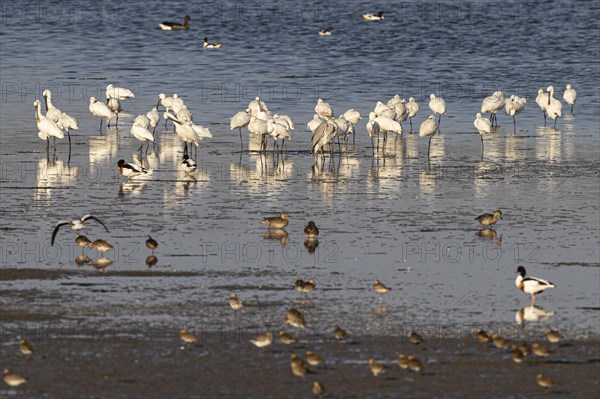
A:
159,15,190,31
117,159,148,179
515,266,555,305
362,11,385,21
204,37,221,49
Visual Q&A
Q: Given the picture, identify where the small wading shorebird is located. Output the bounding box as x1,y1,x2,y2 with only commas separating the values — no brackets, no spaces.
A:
546,327,561,343
51,215,109,245
3,369,28,387
409,332,423,345
368,358,387,376
261,212,288,228
373,280,391,300
179,329,198,344
284,308,306,329
290,354,312,378
312,381,325,396
475,210,503,228
159,15,191,30
515,266,555,305
146,235,158,252
75,234,91,250
250,331,273,348
19,339,33,355
88,239,113,253
229,293,243,311
333,324,349,340
362,11,385,21
536,373,556,389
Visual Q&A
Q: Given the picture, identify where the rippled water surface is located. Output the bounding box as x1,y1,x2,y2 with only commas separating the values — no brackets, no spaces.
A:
1,0,599,339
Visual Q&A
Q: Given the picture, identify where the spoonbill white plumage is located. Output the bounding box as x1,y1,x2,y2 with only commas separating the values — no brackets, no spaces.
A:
428,94,446,130
366,119,381,150
146,107,160,135
307,114,325,133
334,117,353,141
267,119,292,151
563,84,576,114
504,95,526,133
164,112,197,155
545,86,562,129
248,116,270,151
406,97,419,132
171,94,185,115
535,88,548,126
474,112,492,154
230,109,251,148
341,109,361,125
41,90,62,123
315,98,333,118
419,115,437,158
106,97,122,126
481,91,505,127
273,114,295,130
248,97,269,116
57,111,78,148
106,84,135,101
89,97,113,130
370,113,402,142
130,117,155,152
34,99,64,149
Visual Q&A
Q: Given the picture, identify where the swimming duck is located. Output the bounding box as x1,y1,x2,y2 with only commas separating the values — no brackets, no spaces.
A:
318,29,332,36
145,235,158,251
362,11,385,21
304,221,319,238
475,210,502,228
515,266,555,305
261,212,288,228
159,15,191,31
203,37,222,49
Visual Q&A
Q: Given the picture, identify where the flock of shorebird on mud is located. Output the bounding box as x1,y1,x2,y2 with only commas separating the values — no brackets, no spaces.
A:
12,9,579,394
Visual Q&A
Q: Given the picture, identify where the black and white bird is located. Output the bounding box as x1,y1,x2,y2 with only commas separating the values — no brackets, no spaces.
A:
159,15,191,31
51,215,109,245
182,154,197,173
203,37,222,49
117,159,148,179
515,266,555,305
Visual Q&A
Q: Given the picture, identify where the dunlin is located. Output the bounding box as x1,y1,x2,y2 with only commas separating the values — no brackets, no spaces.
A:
2,369,27,387
409,332,423,345
333,325,349,341
368,358,387,376
75,234,91,249
511,348,524,363
536,373,556,389
545,328,561,344
475,329,490,343
517,342,532,356
373,280,391,299
291,354,311,378
532,343,552,357
250,331,273,348
492,333,508,349
19,339,33,355
279,330,296,345
88,239,113,253
306,351,324,366
229,293,243,311
312,381,325,396
75,255,91,266
408,355,423,372
398,354,409,369
179,329,198,343
284,308,306,329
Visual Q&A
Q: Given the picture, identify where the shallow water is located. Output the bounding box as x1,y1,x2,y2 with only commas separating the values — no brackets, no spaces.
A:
1,0,599,343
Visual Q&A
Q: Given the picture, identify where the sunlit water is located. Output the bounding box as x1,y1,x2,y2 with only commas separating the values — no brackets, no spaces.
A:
1,0,599,339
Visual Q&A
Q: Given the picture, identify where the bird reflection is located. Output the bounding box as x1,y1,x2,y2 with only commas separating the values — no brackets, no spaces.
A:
477,229,502,246
75,255,91,266
263,228,288,246
304,238,319,254
146,255,158,268
373,304,389,314
515,305,554,325
119,181,146,197
35,156,79,201
88,256,113,271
